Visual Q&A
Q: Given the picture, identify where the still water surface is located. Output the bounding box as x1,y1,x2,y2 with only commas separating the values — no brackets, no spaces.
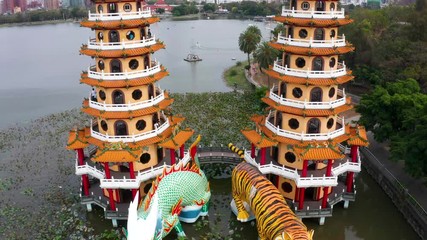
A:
0,20,418,239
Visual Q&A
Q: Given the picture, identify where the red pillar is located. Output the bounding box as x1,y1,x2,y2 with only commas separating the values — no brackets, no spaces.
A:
260,147,266,165
170,149,176,165
180,145,185,158
298,160,308,210
77,148,89,196
251,143,256,158
103,162,116,211
276,175,280,188
129,162,137,199
346,145,358,192
322,159,333,208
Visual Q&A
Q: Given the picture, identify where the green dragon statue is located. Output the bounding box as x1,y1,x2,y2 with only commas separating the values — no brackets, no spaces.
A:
127,136,211,240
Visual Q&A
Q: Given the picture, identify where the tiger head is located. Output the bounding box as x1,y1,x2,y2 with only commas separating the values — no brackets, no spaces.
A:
278,229,314,240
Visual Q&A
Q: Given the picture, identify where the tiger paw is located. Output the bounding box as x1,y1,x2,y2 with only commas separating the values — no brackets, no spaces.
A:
237,211,250,222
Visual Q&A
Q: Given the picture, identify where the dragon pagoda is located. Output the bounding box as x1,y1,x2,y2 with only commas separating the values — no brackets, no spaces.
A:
66,1,195,227
241,1,369,225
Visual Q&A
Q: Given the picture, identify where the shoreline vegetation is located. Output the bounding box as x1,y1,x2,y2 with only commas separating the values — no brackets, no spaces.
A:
223,60,254,92
0,18,77,27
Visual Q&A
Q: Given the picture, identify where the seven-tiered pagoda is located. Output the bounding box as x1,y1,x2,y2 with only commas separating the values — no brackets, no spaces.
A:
66,1,194,226
241,1,369,225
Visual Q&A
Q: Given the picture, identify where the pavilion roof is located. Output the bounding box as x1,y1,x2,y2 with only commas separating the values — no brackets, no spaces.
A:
264,68,354,86
80,42,165,58
158,128,194,150
81,95,173,119
270,42,354,56
66,128,89,150
293,142,344,160
347,125,369,146
273,16,353,27
262,96,353,117
80,17,159,30
241,129,277,148
81,67,168,88
92,142,142,162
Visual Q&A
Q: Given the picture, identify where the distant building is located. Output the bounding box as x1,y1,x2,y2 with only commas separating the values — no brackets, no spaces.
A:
44,0,58,9
147,0,172,14
2,0,27,14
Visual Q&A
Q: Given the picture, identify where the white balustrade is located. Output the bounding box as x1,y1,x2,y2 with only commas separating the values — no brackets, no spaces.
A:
75,157,105,179
269,85,347,109
281,7,345,19
332,160,361,176
89,89,165,111
87,62,161,80
244,151,338,187
90,118,170,142
273,60,347,79
88,8,151,21
264,113,345,141
87,36,156,50
277,34,346,48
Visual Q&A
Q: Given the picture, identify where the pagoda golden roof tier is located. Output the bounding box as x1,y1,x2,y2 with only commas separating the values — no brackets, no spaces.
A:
347,125,369,146
80,42,165,58
274,16,353,27
264,68,354,86
83,116,185,148
81,96,173,119
293,142,344,160
92,143,142,162
262,96,353,117
159,128,195,150
80,17,159,30
91,0,136,3
66,129,89,150
250,115,351,145
241,129,277,148
81,67,168,88
270,42,354,56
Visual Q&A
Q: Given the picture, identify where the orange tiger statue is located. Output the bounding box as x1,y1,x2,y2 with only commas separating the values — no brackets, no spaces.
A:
232,162,314,240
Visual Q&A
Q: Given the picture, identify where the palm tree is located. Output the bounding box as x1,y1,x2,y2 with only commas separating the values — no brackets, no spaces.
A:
238,26,262,67
253,41,279,87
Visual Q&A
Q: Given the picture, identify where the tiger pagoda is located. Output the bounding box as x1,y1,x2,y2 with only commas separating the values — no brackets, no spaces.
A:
66,1,194,227
241,1,369,224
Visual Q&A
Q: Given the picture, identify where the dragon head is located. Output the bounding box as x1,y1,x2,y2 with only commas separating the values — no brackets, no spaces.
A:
127,191,163,240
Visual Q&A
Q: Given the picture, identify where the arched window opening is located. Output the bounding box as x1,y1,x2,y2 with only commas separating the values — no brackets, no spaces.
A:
108,3,118,13
144,56,150,69
109,30,120,42
148,84,154,99
307,118,321,134
310,87,323,102
280,82,287,97
276,112,283,128
316,0,325,11
140,28,146,40
112,90,125,104
312,57,324,71
114,120,128,136
314,28,324,41
110,59,122,73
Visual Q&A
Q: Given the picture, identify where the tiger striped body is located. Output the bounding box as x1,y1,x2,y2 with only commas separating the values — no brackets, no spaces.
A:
232,162,314,240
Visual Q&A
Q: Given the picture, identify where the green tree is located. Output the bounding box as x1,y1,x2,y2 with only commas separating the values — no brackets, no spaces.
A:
203,3,217,12
238,26,261,67
156,8,165,14
357,78,427,177
253,41,279,86
271,23,285,40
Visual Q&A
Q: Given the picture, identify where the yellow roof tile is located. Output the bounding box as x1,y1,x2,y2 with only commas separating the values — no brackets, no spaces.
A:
80,17,159,29
274,16,353,27
92,143,142,162
80,42,165,58
158,128,194,150
347,125,369,146
264,68,354,86
270,42,354,56
66,129,89,150
241,129,277,148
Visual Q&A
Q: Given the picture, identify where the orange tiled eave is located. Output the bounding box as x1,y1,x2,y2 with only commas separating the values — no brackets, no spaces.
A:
347,125,369,146
81,67,168,88
274,16,353,27
81,96,173,119
294,144,344,160
241,129,277,148
80,17,159,29
159,128,195,150
262,96,353,117
264,68,354,86
270,42,354,56
80,42,165,58
92,148,143,162
66,129,88,150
